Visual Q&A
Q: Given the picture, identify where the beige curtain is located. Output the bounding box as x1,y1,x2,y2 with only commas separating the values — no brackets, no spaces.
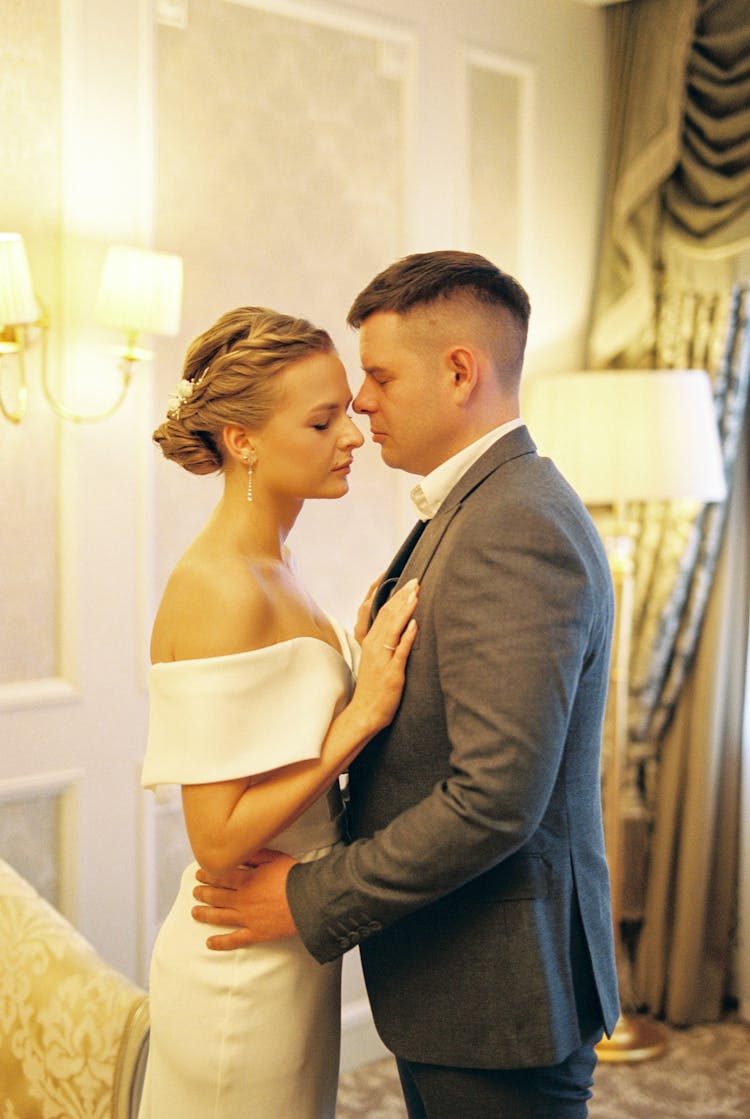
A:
589,0,750,369
587,0,699,366
629,288,750,752
586,0,750,1022
635,414,749,1022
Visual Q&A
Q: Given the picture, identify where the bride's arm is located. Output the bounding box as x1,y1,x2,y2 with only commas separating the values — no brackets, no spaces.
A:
180,581,418,874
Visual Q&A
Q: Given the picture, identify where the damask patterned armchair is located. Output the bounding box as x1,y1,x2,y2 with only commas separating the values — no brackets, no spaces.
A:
0,859,149,1118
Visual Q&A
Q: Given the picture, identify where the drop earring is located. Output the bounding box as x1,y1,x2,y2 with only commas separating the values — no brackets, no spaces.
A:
242,452,256,503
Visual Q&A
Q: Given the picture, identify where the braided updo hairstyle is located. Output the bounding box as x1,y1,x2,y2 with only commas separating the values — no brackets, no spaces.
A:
153,306,335,475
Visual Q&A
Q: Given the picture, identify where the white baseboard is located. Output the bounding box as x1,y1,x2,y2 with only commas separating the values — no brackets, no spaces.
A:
340,997,391,1073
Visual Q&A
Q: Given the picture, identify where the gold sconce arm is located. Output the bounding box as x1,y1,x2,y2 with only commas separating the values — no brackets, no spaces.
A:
0,322,154,429
40,332,143,425
0,307,141,425
0,325,30,423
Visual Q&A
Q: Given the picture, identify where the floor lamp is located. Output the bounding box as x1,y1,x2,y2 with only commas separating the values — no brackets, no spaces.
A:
525,369,727,1062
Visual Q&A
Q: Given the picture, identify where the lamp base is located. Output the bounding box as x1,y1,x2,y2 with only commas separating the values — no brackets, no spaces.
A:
596,1013,669,1063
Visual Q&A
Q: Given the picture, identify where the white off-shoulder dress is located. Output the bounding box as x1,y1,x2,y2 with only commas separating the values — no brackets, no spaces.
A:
138,622,357,1119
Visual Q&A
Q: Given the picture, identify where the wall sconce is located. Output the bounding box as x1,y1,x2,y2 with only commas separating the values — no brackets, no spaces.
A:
0,232,42,423
0,233,183,424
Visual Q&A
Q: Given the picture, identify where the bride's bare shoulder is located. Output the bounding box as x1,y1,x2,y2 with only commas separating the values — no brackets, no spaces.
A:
151,551,273,663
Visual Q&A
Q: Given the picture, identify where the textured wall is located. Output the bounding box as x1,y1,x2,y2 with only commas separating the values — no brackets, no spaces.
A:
0,0,63,684
153,0,408,628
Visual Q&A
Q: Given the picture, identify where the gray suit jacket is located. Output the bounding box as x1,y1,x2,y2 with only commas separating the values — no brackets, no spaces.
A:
288,426,620,1069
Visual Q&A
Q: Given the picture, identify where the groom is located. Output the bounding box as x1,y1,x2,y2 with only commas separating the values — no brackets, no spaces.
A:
192,250,619,1118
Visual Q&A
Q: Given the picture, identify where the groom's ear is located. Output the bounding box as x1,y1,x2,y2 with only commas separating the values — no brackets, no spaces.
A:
446,346,479,404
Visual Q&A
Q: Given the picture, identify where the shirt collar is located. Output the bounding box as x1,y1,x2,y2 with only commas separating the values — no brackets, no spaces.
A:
410,418,524,521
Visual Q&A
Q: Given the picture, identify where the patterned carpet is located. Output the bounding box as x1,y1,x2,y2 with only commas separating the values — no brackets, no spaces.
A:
335,1019,750,1118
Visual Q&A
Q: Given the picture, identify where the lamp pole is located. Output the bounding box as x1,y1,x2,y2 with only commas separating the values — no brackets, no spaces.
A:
596,512,669,1062
524,369,727,1063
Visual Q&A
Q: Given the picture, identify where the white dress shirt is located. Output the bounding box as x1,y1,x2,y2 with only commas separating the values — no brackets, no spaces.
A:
410,418,524,521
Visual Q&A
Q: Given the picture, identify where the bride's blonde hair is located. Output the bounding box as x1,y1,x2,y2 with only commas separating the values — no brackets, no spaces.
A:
153,306,334,475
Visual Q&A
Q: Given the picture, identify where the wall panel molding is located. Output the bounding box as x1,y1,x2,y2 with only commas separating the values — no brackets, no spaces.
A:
0,677,79,713
458,45,536,282
224,0,417,260
0,768,82,921
226,0,415,43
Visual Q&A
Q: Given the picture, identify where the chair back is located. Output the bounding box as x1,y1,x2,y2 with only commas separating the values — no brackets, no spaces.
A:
0,859,149,1118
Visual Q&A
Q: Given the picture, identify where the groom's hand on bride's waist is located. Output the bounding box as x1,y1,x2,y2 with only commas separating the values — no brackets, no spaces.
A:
191,851,299,950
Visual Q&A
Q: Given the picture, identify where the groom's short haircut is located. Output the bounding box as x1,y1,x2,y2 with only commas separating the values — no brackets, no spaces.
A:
346,250,531,335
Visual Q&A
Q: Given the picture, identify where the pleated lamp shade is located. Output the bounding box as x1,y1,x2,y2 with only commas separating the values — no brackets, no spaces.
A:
0,233,40,326
96,246,183,337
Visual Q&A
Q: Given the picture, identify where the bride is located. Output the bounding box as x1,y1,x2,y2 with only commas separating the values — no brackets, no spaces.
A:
138,306,418,1118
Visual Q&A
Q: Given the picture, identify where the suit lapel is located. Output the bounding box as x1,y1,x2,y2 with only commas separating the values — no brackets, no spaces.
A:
371,519,428,617
372,425,537,616
401,425,537,579
439,424,536,514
